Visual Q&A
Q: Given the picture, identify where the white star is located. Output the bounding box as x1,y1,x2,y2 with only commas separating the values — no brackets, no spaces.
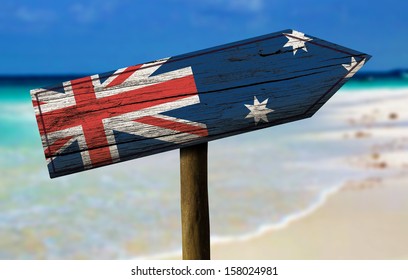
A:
245,96,274,125
283,30,312,55
342,57,357,71
342,56,366,78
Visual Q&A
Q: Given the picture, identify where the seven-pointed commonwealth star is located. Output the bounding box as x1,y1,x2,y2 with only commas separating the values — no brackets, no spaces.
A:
283,30,312,55
245,96,274,125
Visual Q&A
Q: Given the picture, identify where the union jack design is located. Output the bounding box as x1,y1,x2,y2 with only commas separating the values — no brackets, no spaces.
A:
32,58,208,177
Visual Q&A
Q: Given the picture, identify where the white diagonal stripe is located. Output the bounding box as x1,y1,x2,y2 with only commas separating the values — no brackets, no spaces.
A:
154,114,208,129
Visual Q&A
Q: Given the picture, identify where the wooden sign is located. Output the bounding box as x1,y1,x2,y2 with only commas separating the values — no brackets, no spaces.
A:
31,29,370,178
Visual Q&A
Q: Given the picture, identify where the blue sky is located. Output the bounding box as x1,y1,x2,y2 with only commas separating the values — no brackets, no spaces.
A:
0,0,406,74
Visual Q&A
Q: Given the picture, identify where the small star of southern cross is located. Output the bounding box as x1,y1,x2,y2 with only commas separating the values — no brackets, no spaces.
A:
283,30,312,55
245,96,274,125
342,56,366,78
342,57,358,71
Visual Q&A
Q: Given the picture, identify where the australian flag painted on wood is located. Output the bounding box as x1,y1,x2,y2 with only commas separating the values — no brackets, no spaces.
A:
31,29,370,178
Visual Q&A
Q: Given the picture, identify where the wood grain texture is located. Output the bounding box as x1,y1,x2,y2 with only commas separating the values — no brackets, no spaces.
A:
30,29,371,178
180,143,210,260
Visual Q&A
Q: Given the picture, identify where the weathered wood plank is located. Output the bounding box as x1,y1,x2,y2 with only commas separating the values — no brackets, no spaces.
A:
31,29,370,178
180,143,210,260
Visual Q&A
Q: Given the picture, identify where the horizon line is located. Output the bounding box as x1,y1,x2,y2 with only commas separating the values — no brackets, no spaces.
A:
0,69,407,79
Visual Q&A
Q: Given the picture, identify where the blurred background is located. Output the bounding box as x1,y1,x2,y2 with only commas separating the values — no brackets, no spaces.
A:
0,0,407,259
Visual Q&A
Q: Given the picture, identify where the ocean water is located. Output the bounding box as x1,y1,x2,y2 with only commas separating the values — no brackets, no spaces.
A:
0,77,406,259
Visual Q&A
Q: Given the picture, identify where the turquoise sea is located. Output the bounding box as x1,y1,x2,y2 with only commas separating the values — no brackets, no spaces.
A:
0,75,407,259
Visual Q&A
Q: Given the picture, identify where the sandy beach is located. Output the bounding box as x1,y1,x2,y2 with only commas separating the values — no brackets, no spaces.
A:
210,87,408,260
211,174,408,259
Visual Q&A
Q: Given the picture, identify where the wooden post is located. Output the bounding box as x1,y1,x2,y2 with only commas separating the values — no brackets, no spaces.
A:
180,143,210,260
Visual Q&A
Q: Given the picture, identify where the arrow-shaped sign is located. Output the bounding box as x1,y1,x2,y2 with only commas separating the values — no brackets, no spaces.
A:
31,29,370,178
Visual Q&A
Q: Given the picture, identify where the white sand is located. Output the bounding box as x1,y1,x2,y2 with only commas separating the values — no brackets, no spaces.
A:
211,87,408,259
